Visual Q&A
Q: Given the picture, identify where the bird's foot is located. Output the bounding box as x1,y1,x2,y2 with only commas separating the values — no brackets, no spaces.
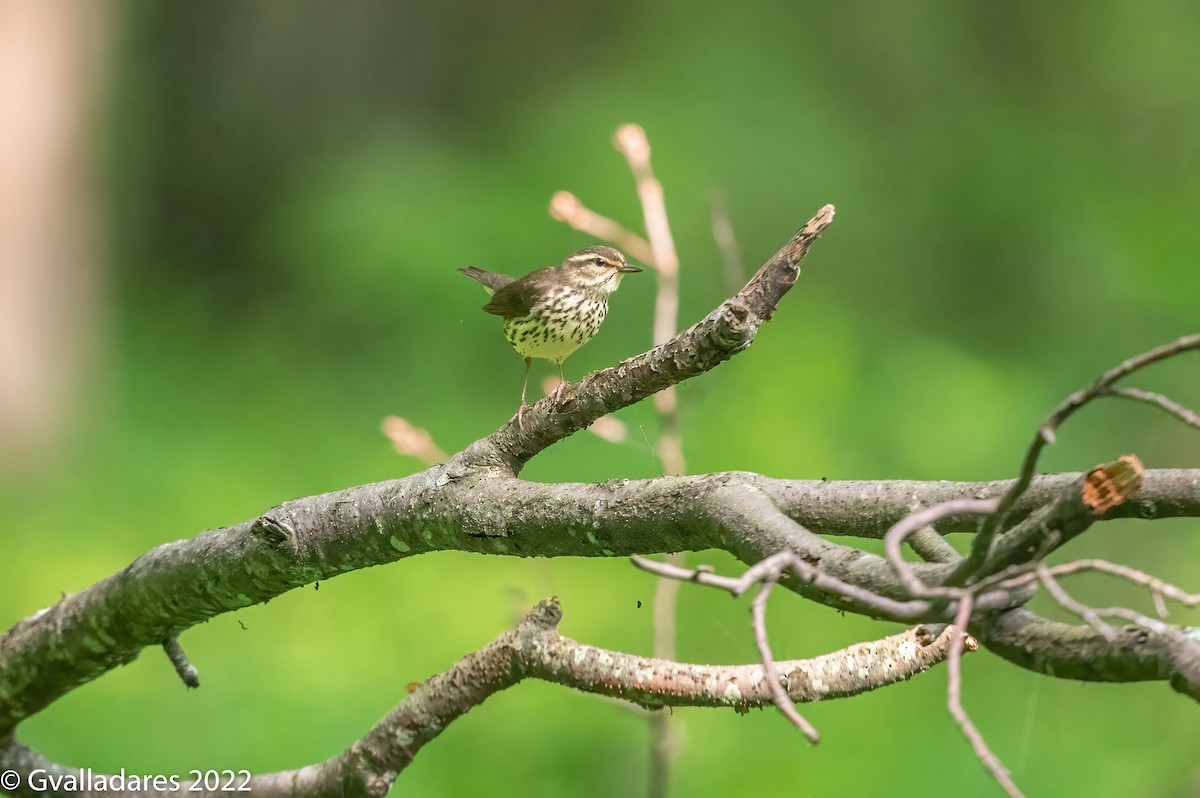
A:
515,401,530,430
550,380,568,403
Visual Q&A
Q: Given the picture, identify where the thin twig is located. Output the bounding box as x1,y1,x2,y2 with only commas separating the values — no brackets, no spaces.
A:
960,334,1200,580
1036,564,1116,639
382,415,448,466
974,555,1200,636
549,190,656,266
612,123,687,798
882,499,999,598
162,636,199,689
1042,558,1200,608
614,123,686,478
751,580,820,744
1033,563,1182,639
945,594,1023,798
632,552,939,623
710,190,745,294
1100,386,1200,430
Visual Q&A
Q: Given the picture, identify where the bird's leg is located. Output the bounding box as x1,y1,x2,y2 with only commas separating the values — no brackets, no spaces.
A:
551,360,568,402
516,357,532,428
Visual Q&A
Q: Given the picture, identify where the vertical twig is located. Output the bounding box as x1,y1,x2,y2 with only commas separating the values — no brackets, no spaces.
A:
751,581,820,743
615,123,687,798
946,595,1023,798
710,191,745,294
615,124,686,478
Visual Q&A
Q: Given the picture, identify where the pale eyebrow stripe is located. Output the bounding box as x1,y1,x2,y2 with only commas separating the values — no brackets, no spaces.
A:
567,253,618,265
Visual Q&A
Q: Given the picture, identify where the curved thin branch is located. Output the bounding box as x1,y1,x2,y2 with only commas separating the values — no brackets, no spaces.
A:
1101,386,1200,430
549,190,656,265
883,498,999,597
960,334,1200,578
751,580,820,744
1039,558,1200,609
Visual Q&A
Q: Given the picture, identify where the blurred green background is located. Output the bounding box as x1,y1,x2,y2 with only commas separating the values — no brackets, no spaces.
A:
2,1,1198,795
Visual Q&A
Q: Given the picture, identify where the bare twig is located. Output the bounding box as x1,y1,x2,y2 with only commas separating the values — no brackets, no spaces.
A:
613,123,686,479
1034,563,1184,640
382,415,448,466
710,191,745,293
648,568,681,798
959,334,1200,581
984,556,1200,614
1041,558,1200,608
945,594,1022,797
882,498,999,597
633,551,940,623
1100,386,1200,430
948,456,1144,586
613,123,688,798
751,580,820,744
615,127,680,352
1036,564,1117,639
162,635,199,689
549,190,656,266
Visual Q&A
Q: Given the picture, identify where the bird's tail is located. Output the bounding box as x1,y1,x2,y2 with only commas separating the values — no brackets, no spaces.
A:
458,266,515,295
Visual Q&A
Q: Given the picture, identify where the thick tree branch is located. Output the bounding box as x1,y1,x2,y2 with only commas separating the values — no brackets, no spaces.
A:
0,600,962,798
2,467,1197,736
766,467,1200,538
972,607,1200,701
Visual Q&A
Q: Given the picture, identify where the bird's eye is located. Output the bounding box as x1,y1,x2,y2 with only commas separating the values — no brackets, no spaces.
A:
593,257,605,267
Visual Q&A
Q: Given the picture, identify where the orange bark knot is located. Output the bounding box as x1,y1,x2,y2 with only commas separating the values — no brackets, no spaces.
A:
1082,454,1144,514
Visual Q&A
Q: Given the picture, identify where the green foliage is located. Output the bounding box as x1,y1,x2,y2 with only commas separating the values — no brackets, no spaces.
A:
3,2,1198,795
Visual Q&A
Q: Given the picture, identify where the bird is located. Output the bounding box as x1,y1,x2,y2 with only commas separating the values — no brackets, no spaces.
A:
459,245,642,425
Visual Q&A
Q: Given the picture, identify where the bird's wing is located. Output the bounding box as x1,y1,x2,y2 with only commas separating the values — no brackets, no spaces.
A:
480,265,559,318
457,266,514,295
481,278,533,318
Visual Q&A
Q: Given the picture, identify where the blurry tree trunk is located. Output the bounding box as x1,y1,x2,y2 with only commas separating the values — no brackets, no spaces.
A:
0,0,108,469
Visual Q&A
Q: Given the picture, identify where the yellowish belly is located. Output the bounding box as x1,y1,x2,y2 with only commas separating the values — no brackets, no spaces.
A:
503,310,604,362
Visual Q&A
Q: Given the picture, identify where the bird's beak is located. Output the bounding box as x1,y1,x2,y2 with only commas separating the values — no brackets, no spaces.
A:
618,263,643,273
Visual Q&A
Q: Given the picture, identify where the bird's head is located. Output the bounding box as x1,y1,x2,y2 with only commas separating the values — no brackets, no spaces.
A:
560,246,642,294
